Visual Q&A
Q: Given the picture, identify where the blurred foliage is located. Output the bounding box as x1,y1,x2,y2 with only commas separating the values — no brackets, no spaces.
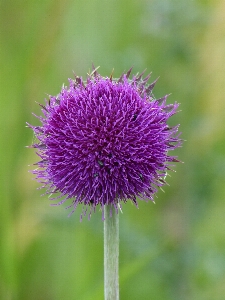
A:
0,0,225,299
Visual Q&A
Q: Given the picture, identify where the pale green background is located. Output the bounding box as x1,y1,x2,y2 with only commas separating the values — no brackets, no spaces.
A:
1,0,225,299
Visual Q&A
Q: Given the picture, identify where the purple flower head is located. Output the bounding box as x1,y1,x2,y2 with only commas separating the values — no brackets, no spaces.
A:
28,67,182,219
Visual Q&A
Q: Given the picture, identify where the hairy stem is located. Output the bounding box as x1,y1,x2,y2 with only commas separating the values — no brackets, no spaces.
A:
104,205,119,300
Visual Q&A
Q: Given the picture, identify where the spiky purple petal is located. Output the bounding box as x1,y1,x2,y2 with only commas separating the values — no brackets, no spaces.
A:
29,68,182,218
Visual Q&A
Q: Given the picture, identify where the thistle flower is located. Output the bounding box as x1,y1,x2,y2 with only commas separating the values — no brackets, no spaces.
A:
28,67,182,219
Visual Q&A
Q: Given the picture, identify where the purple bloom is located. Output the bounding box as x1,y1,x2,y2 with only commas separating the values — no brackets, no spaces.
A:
28,67,182,219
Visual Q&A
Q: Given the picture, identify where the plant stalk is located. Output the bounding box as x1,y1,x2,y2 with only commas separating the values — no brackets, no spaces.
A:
104,205,119,300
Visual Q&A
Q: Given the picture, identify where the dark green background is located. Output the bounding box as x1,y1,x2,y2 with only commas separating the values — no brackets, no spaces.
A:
1,0,225,299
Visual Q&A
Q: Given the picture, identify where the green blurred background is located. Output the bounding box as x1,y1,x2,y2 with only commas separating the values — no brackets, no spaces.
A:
1,0,225,299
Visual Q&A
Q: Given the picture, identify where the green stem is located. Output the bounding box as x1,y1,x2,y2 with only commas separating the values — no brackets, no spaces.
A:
104,205,119,300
